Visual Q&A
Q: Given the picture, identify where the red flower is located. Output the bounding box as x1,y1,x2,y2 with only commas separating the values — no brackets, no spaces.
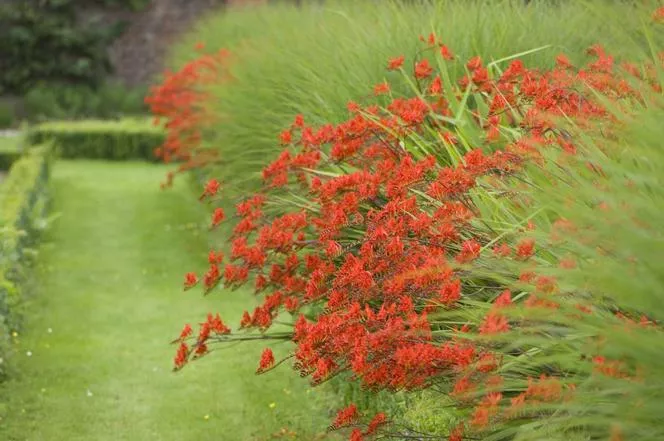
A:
429,76,443,95
200,179,221,200
211,207,225,228
279,129,292,145
466,56,482,71
479,312,509,335
257,348,275,373
440,45,454,60
456,240,481,264
556,53,573,69
439,279,461,305
516,238,535,259
366,412,387,435
178,324,192,341
208,250,224,264
331,404,359,429
493,243,511,257
414,59,433,79
184,272,198,290
387,55,405,70
174,342,189,370
420,32,437,46
653,6,664,23
493,290,512,308
203,264,220,290
449,424,464,441
373,81,390,96
350,429,363,441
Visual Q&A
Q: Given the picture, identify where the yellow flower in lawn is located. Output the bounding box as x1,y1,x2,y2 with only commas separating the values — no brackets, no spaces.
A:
269,402,276,409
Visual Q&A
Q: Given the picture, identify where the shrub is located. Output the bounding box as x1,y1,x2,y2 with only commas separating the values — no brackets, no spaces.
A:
0,0,140,94
23,82,148,122
0,145,51,378
26,119,165,161
0,103,14,129
0,138,24,171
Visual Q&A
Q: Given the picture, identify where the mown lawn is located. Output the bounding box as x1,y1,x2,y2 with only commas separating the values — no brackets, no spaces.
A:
0,161,337,441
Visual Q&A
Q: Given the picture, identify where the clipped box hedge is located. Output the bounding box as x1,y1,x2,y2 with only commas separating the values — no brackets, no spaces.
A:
0,138,24,171
26,119,165,161
0,145,51,377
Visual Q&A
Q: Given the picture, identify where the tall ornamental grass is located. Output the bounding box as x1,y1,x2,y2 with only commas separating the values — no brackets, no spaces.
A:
167,0,659,190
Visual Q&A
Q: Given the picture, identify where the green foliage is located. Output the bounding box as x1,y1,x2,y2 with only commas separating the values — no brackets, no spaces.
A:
0,103,15,129
23,82,148,122
485,102,664,441
0,145,51,379
171,0,659,192
0,0,141,94
26,119,165,161
0,139,24,171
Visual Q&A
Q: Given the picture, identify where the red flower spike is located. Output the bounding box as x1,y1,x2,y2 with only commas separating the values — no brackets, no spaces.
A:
456,240,481,264
210,207,225,228
439,279,461,305
654,6,664,22
183,272,198,290
349,429,363,441
178,324,192,341
174,342,189,370
440,45,454,60
493,290,512,308
429,76,443,95
200,178,221,200
208,250,224,264
414,59,434,79
257,348,275,373
516,238,535,260
556,53,573,69
387,55,405,70
449,424,464,441
366,413,387,435
466,56,482,71
331,404,359,430
373,82,390,96
479,312,510,335
279,129,292,145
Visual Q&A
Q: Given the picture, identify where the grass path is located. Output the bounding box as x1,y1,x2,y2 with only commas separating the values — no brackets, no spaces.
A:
0,161,335,441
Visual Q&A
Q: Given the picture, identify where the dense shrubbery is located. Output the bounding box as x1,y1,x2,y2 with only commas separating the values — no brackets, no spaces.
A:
0,146,51,378
151,1,664,440
26,119,165,161
23,82,148,123
0,0,143,95
0,139,24,171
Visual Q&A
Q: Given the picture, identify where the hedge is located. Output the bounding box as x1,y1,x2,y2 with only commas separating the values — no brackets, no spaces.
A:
0,147,21,171
0,145,51,377
26,119,165,161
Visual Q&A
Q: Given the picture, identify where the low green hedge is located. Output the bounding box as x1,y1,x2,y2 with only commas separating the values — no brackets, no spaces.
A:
0,145,51,377
0,137,24,171
26,119,165,161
